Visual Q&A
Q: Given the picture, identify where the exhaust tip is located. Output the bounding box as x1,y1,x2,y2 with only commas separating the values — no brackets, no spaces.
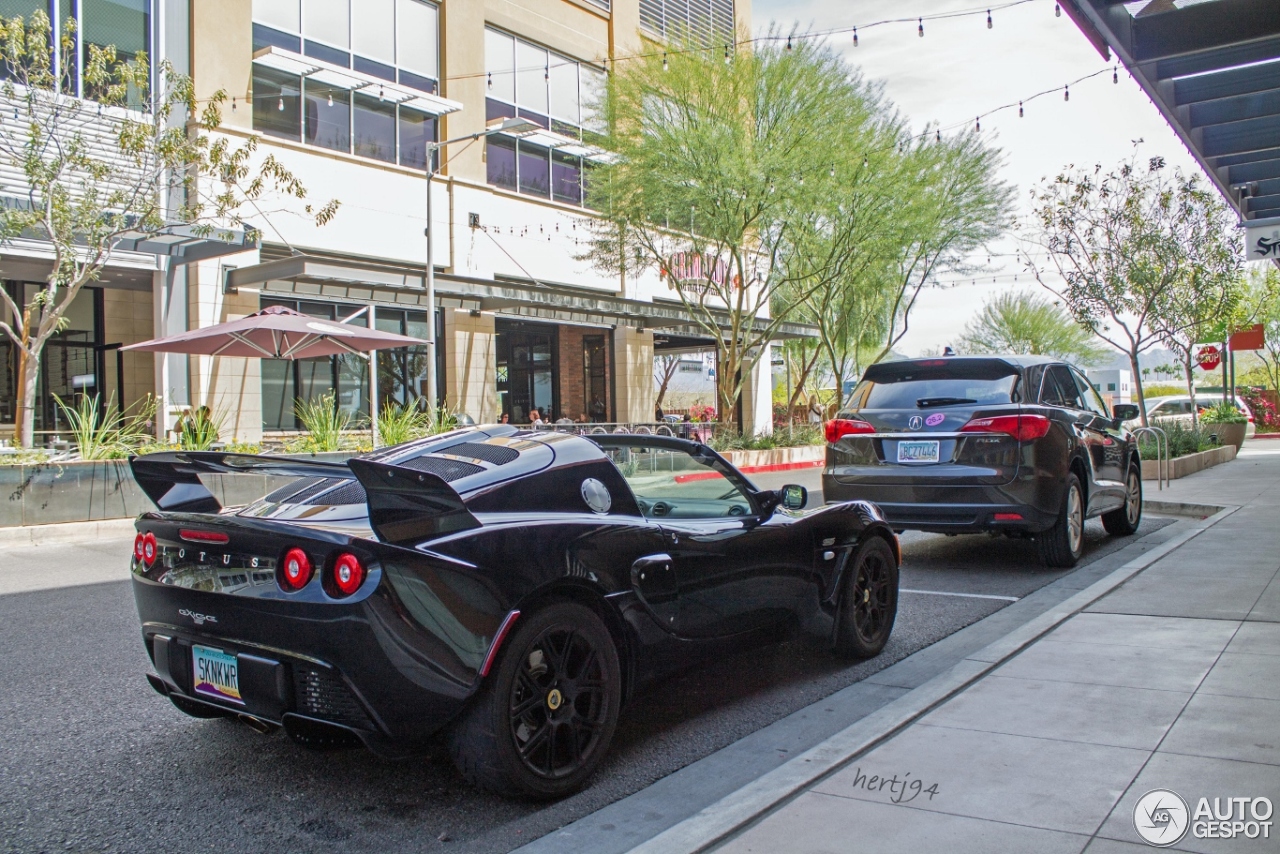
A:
237,714,278,735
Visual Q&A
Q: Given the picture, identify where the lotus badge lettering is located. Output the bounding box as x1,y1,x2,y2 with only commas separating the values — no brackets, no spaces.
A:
178,609,217,626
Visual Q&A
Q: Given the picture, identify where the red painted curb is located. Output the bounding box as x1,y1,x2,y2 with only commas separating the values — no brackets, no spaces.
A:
737,460,825,474
1250,433,1280,440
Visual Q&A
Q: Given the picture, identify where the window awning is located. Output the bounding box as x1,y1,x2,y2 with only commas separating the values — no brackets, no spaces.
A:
1063,1,1280,225
496,124,617,163
252,46,463,116
226,253,818,341
112,223,259,265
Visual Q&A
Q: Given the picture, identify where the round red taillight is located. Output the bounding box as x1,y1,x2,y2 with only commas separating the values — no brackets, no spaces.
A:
133,533,145,561
142,532,158,565
280,547,313,591
330,553,365,598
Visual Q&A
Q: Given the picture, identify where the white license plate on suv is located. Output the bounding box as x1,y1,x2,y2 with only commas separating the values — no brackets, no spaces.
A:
897,440,940,463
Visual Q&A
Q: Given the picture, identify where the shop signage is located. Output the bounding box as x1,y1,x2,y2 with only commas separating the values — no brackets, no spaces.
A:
1245,220,1280,262
664,252,738,293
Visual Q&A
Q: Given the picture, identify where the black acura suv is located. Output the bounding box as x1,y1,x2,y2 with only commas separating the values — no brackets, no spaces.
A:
822,356,1142,567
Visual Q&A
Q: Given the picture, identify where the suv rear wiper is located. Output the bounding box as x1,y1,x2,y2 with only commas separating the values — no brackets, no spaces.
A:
916,397,976,408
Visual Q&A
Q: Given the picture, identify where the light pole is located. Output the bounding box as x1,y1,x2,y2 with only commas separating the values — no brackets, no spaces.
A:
424,116,539,412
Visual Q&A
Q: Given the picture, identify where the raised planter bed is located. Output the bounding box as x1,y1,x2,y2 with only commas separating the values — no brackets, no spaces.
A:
1,451,351,528
1141,444,1236,482
720,444,824,474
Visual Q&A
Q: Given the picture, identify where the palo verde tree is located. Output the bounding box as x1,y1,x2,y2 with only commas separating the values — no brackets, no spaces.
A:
583,31,900,426
959,290,1109,365
1027,155,1234,425
1246,266,1280,394
0,11,338,447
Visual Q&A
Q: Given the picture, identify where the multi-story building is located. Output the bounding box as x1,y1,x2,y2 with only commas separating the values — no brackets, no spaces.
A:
1,0,800,444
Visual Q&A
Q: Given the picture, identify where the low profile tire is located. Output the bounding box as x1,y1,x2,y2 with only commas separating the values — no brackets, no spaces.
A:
1102,464,1143,536
1039,473,1085,568
833,536,899,659
447,602,621,799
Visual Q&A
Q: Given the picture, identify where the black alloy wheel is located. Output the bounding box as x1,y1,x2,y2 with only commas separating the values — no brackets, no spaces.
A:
833,536,899,658
1039,472,1085,567
447,602,620,799
1102,463,1143,536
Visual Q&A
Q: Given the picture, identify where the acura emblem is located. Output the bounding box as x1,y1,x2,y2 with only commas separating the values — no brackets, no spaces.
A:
908,415,923,430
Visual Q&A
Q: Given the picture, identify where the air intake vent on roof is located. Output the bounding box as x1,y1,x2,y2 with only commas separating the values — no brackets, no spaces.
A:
438,442,519,466
400,455,485,482
264,476,325,503
287,477,345,504
303,480,368,506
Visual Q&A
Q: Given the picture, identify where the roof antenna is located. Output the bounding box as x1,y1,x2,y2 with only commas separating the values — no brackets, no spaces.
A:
943,346,957,357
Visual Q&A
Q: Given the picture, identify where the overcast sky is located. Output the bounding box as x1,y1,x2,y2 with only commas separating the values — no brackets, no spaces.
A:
753,0,1204,356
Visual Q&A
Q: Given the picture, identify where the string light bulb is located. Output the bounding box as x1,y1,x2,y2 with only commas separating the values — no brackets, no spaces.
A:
1018,100,1024,118
786,36,792,51
662,52,668,71
936,128,941,143
852,26,858,47
863,154,868,168
487,72,492,90
1064,84,1069,101
975,116,981,132
1055,3,1061,17
987,9,993,29
1113,65,1119,84
277,96,284,111
918,17,924,37
544,66,549,81
829,164,835,178
327,92,333,106
724,43,731,63
231,97,236,111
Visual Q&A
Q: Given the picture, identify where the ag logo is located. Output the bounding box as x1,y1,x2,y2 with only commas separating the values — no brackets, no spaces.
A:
1134,789,1189,846
907,415,923,431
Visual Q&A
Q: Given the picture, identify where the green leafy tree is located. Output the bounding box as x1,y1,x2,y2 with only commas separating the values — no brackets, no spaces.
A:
959,290,1109,364
1244,266,1280,394
0,11,339,447
584,33,902,424
1028,156,1235,425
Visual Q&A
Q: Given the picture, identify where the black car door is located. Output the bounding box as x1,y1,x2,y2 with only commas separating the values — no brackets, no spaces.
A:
1068,367,1127,508
605,441,812,639
1040,365,1122,510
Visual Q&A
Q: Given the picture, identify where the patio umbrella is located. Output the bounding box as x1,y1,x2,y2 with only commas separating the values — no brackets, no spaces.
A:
124,305,429,447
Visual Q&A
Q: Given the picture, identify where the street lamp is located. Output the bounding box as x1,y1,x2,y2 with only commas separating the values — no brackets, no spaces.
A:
423,116,540,410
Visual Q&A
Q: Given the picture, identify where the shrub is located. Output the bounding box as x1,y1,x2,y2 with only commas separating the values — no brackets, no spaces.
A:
1200,402,1246,424
1138,420,1217,460
55,393,157,460
176,406,222,450
289,392,355,453
1239,387,1279,428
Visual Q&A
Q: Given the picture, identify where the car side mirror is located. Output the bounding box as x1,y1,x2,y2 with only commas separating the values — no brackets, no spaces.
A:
781,484,807,510
1112,404,1139,422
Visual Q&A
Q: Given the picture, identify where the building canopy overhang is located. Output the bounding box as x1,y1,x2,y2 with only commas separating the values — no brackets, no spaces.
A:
1064,0,1280,224
225,253,818,342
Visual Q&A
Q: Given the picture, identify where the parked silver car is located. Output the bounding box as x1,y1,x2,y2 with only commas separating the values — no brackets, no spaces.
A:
1122,394,1255,438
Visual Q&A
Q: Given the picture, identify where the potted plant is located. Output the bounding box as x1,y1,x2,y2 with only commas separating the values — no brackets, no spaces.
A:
1200,401,1248,451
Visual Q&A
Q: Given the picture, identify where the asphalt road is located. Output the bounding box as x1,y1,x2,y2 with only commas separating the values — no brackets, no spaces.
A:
0,471,1174,854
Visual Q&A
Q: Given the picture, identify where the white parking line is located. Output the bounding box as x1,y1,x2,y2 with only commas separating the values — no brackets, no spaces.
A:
899,588,1020,602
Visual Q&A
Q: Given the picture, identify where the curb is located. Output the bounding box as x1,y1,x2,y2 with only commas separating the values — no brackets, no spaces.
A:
626,501,1237,854
736,460,825,475
0,517,137,547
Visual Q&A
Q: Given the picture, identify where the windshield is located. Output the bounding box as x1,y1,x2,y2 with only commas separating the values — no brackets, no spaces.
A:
846,375,1020,410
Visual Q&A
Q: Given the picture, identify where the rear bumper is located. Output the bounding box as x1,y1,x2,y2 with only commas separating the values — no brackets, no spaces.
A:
134,575,475,753
822,477,1057,533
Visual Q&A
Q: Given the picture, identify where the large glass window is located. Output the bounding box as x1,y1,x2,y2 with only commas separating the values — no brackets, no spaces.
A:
352,93,395,162
0,1,155,103
252,67,302,141
251,0,439,166
484,27,600,206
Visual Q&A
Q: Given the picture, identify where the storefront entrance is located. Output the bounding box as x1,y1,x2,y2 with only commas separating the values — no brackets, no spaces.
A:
495,321,557,424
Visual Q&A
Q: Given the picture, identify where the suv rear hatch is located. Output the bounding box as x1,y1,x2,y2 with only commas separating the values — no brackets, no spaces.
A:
827,358,1028,486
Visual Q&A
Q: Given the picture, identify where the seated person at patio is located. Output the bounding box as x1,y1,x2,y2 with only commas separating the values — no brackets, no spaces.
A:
529,409,543,426
498,413,510,424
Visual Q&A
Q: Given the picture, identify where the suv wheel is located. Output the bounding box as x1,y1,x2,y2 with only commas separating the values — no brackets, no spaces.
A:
1102,463,1142,536
1038,473,1084,568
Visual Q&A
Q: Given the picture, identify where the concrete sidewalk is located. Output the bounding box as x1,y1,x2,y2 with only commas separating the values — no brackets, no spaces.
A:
638,446,1280,853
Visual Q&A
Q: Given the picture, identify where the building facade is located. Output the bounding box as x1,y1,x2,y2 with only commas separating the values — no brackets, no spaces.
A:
1,0,799,443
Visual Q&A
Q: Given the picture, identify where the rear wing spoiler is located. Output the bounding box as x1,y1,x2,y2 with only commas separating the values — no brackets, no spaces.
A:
129,451,480,546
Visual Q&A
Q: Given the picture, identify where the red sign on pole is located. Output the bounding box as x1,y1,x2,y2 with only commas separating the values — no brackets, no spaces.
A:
1197,345,1222,371
1230,324,1265,351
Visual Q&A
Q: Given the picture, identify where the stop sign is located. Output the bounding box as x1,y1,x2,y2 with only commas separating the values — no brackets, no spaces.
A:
1197,345,1222,371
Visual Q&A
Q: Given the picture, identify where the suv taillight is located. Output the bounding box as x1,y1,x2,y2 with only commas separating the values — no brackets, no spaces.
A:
960,414,1051,442
826,418,876,443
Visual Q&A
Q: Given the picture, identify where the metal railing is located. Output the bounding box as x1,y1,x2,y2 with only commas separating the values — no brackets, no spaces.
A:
1131,425,1169,491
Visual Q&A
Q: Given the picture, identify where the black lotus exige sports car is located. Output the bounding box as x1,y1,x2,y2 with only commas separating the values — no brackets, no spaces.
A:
129,426,899,798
